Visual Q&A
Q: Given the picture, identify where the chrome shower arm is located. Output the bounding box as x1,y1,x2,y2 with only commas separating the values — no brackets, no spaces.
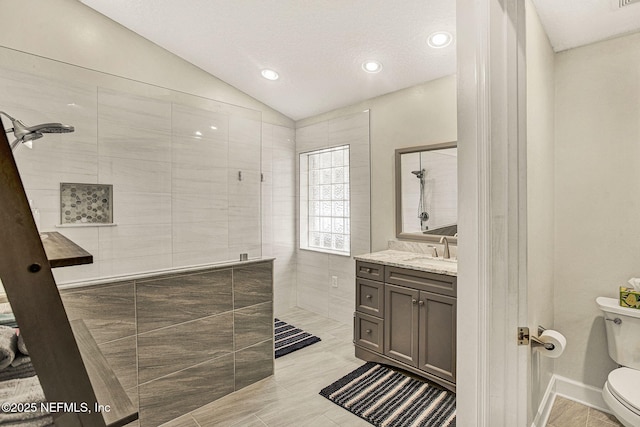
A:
0,112,18,150
0,111,16,134
0,111,17,122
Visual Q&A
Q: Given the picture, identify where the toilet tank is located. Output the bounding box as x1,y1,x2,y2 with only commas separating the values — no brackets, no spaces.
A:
596,297,640,370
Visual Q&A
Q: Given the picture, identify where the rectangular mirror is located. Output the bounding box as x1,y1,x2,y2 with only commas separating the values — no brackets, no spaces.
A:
395,142,457,242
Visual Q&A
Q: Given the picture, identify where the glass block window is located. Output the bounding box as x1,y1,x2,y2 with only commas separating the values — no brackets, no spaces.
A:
301,145,350,255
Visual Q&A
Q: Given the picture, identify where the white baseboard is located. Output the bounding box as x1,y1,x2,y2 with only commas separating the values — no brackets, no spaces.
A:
531,375,557,427
554,375,609,412
531,374,612,427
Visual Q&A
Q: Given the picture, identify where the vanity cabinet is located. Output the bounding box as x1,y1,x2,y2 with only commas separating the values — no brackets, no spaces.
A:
354,260,457,391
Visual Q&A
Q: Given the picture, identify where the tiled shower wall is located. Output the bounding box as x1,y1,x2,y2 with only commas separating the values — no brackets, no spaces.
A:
295,111,371,325
0,64,295,301
262,124,297,314
60,260,274,427
32,82,259,280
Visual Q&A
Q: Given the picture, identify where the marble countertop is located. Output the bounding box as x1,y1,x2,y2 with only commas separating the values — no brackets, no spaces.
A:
354,250,457,276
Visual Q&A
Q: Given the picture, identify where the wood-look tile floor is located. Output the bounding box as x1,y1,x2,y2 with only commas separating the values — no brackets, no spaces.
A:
127,308,627,427
158,307,371,427
547,396,623,427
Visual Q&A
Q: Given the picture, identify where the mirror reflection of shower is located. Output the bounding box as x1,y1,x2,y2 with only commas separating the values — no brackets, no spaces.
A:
398,144,457,237
0,111,75,152
411,168,430,231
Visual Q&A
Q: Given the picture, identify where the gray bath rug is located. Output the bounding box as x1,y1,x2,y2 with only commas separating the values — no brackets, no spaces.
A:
274,318,321,358
320,362,456,427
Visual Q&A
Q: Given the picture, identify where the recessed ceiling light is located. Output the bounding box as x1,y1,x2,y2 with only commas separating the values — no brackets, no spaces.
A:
362,60,382,73
195,131,202,137
428,31,453,48
261,69,279,80
210,125,218,130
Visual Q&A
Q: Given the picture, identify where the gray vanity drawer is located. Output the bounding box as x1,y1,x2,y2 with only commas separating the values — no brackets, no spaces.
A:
356,278,384,317
385,266,456,297
354,312,384,354
356,261,385,281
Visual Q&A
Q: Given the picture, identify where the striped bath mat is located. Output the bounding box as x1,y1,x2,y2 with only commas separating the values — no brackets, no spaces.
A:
320,362,456,427
274,318,321,358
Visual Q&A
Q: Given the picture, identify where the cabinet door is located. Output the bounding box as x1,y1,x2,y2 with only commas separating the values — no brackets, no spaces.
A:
384,284,419,367
418,291,456,383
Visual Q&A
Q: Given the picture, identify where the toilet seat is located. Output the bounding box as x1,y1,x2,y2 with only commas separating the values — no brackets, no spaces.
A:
603,382,640,427
607,368,640,416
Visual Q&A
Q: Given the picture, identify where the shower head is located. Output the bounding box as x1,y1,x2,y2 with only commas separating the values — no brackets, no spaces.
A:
411,169,425,179
1,111,74,152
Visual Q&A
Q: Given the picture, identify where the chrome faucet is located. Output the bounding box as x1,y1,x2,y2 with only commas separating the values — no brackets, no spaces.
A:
440,236,450,259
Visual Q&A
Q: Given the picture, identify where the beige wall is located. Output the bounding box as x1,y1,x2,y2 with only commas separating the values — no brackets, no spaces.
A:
0,0,293,127
525,0,556,421
297,75,458,252
554,32,640,388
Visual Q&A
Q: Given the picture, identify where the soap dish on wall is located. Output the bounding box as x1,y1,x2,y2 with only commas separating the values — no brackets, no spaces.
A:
59,183,114,226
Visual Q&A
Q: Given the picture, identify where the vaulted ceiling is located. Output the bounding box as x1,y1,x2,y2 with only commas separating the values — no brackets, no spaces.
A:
80,1,640,120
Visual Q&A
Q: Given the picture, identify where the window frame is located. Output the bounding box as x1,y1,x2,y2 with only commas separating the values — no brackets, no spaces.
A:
299,144,351,257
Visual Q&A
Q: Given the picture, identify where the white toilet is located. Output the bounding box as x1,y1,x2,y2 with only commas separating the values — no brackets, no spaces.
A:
596,296,640,427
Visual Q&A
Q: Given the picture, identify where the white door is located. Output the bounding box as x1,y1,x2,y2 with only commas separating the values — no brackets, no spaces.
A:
456,0,529,426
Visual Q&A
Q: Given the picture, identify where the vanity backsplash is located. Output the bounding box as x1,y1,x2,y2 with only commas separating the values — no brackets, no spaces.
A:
388,239,457,259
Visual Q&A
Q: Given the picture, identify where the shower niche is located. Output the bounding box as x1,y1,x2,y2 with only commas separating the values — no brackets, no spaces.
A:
60,183,113,225
395,142,457,241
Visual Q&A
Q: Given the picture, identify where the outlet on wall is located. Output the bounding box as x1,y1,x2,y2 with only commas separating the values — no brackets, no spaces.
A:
331,276,338,288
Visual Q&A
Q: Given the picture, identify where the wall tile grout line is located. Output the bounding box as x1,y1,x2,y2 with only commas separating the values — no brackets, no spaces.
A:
61,261,274,427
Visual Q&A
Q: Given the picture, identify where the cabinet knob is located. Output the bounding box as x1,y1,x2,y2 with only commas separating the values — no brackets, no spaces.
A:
365,329,372,334
365,294,372,299
363,267,372,273
418,300,424,306
412,299,417,305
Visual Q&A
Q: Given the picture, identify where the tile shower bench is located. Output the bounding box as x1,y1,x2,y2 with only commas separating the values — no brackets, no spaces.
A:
60,259,274,427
